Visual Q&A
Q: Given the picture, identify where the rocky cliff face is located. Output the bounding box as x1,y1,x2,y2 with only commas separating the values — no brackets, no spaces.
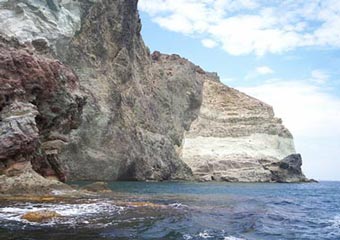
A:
57,1,204,181
180,76,308,182
0,0,307,188
0,0,203,181
0,35,84,193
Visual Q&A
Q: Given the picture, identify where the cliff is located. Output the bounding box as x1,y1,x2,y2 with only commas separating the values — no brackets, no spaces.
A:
0,36,84,193
180,76,307,182
56,1,205,181
0,0,308,192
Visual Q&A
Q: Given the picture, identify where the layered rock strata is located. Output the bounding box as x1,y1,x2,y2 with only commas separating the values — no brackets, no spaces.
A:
181,77,308,182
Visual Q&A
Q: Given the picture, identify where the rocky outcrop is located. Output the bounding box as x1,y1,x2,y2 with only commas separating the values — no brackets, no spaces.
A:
0,0,202,184
0,0,308,185
0,35,84,193
0,0,81,53
268,154,307,182
0,162,68,195
57,1,203,181
180,77,308,182
80,182,112,193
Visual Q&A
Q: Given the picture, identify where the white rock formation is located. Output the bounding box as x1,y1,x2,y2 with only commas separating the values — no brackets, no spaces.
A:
181,77,300,182
0,0,81,49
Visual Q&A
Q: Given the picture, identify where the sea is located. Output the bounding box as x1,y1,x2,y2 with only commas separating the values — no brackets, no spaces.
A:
1,181,340,240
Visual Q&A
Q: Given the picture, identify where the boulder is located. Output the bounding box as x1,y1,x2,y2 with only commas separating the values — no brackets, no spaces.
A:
21,210,61,222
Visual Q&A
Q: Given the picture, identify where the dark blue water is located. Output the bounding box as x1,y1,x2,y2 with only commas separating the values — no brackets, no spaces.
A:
1,181,340,240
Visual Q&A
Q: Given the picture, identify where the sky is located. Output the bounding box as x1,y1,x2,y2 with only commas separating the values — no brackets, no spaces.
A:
138,0,340,181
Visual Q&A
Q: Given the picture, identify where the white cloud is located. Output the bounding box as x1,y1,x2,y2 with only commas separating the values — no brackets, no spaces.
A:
238,81,340,180
311,70,329,84
201,39,218,48
238,81,340,138
256,66,274,75
139,0,340,56
245,66,274,80
155,14,194,34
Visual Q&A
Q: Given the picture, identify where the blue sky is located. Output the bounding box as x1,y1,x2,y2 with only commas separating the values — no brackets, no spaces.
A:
138,0,340,181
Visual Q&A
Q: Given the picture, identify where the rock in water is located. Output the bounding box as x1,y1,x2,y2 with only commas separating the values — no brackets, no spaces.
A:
21,210,61,223
268,154,308,182
0,162,68,195
81,182,112,193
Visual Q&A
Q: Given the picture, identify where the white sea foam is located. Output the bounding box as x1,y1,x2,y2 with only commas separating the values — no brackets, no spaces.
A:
169,203,188,209
183,231,245,240
329,215,340,228
224,236,245,240
198,230,213,238
0,201,125,226
327,215,340,237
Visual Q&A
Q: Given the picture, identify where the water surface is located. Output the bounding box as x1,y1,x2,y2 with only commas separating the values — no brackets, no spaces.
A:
1,181,339,240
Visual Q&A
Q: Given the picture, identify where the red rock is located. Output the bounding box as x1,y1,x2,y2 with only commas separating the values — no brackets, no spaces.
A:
0,39,85,182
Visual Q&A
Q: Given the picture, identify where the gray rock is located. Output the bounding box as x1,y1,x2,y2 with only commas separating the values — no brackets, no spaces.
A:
267,154,309,182
0,0,81,52
80,182,112,193
55,1,203,181
279,154,303,174
0,0,309,184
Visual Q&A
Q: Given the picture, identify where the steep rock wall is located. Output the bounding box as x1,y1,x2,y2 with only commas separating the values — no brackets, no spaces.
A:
0,36,84,193
0,0,203,182
0,0,308,185
57,1,204,181
181,76,308,182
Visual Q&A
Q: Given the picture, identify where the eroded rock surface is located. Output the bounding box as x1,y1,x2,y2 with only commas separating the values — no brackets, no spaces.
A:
181,77,308,182
57,1,204,181
0,0,308,185
0,36,84,193
0,0,81,53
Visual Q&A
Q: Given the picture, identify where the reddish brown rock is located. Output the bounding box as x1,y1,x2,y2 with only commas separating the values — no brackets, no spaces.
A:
21,210,61,222
0,37,84,188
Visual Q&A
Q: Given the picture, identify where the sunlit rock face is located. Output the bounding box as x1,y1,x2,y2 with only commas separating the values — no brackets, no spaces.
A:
0,0,307,185
0,0,81,53
0,0,202,183
57,1,204,181
181,77,308,182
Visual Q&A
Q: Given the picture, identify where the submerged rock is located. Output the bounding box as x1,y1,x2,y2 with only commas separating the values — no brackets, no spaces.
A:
81,182,112,193
21,210,61,222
